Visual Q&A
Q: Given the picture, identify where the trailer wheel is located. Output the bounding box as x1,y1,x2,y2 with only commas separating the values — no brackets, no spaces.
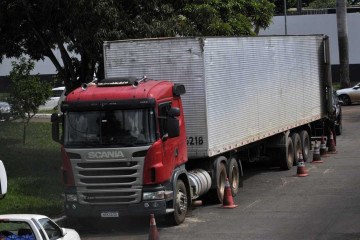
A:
300,130,310,162
216,163,227,203
167,179,188,225
335,116,342,136
227,158,240,197
290,133,302,166
203,162,227,204
280,137,294,170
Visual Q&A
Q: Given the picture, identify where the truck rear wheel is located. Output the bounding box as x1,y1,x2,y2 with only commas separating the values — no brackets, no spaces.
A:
202,162,227,204
216,163,227,203
280,137,294,170
300,130,310,162
290,133,302,166
167,179,188,225
227,158,240,197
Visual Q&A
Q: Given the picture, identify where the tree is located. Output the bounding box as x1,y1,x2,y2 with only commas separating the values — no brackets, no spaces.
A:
0,0,124,92
308,0,337,8
272,0,358,13
9,57,52,144
306,0,356,8
272,0,298,15
336,0,350,88
182,0,275,35
0,0,275,92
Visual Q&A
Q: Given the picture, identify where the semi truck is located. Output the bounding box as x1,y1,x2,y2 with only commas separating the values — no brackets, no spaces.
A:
51,35,335,225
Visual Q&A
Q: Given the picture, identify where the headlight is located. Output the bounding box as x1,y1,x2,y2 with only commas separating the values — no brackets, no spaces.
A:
66,194,78,202
143,191,165,200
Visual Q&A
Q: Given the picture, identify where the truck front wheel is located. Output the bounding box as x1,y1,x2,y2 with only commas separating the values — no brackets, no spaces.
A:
167,179,188,225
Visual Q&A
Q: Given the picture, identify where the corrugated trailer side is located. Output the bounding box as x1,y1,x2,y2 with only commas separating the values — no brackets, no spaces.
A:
202,36,327,156
104,35,328,159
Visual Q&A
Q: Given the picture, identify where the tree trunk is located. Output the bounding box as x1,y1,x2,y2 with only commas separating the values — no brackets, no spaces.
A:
336,0,350,88
297,0,302,15
23,122,27,145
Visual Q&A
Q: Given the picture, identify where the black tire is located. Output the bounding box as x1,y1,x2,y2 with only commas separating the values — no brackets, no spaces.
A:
216,163,227,203
227,158,240,197
290,133,302,166
280,137,294,170
167,179,188,225
335,116,342,136
203,162,227,204
339,94,351,106
300,130,310,162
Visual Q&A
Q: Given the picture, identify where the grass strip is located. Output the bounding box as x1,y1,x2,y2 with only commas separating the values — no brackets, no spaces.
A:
0,121,63,217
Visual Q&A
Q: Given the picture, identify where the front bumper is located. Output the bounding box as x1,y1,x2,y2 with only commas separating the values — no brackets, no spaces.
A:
64,200,167,218
63,184,171,218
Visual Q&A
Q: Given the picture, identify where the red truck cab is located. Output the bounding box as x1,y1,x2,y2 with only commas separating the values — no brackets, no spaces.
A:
52,77,189,224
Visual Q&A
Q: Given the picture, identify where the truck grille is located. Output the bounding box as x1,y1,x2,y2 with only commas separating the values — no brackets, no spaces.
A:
67,148,146,205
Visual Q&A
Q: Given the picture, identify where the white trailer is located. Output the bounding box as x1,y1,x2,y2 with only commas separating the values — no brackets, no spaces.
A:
105,37,332,152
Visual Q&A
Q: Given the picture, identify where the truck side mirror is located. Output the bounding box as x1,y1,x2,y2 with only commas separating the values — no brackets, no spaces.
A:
51,113,61,143
168,107,180,117
167,118,180,138
0,160,7,199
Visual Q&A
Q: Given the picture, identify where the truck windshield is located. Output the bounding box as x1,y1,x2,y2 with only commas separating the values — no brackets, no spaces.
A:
64,109,156,147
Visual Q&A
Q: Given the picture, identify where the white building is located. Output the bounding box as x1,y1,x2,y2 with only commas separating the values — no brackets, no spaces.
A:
259,12,360,82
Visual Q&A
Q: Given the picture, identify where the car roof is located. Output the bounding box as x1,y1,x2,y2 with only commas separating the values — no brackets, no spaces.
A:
0,214,48,221
52,86,65,91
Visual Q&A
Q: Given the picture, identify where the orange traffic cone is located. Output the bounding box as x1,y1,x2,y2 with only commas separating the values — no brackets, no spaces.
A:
328,131,337,154
312,140,323,163
297,153,309,177
320,136,328,157
222,178,237,209
148,214,159,240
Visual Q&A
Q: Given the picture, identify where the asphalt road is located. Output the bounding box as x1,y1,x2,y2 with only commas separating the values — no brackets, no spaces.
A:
71,104,360,240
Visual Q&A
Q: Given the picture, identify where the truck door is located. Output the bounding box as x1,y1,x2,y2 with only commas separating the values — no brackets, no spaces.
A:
158,101,181,176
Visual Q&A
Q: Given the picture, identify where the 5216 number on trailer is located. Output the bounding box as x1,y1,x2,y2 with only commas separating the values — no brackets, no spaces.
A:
187,136,204,145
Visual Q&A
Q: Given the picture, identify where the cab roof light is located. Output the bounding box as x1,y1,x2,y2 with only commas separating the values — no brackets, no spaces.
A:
96,76,148,87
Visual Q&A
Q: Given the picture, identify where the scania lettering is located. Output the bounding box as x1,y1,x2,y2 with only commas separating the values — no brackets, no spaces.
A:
52,35,336,225
87,151,125,159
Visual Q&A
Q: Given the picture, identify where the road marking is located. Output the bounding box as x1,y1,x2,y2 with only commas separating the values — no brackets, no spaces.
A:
323,169,334,174
307,165,317,171
277,177,296,189
243,199,261,210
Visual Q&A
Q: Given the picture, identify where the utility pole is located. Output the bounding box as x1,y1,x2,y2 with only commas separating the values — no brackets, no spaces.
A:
284,0,287,35
336,0,350,88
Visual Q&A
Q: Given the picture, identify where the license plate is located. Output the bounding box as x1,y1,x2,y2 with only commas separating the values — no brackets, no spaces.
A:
101,211,119,218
